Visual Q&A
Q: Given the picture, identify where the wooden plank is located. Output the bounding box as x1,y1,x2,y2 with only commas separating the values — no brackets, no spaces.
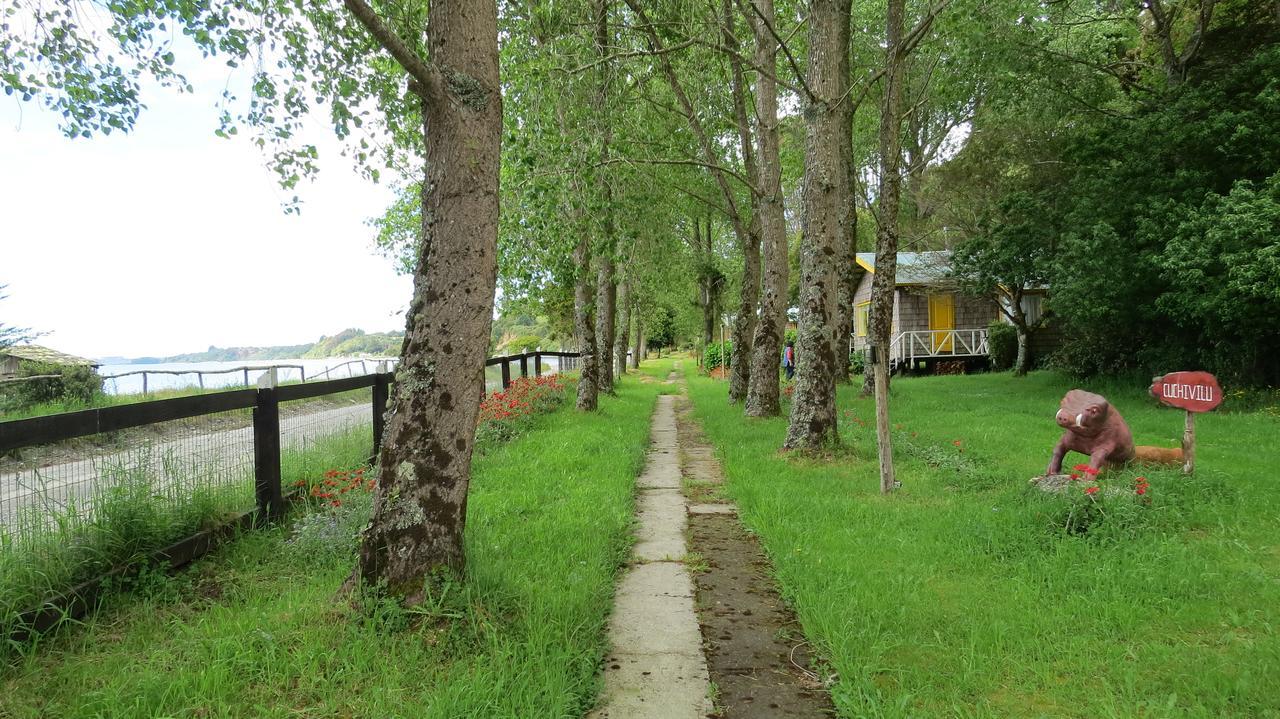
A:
0,389,258,452
371,373,390,465
275,374,376,402
253,387,283,522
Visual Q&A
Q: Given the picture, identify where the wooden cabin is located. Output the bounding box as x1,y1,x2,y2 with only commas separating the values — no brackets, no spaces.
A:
0,344,99,378
851,252,998,371
851,251,1060,372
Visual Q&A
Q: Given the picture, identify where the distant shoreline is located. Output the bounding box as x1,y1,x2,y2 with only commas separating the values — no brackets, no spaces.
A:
97,328,405,365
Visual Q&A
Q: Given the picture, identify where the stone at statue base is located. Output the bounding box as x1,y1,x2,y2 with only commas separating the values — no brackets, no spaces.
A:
1030,474,1076,494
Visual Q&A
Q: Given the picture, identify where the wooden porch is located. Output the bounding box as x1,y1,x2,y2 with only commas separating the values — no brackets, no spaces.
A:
889,328,989,371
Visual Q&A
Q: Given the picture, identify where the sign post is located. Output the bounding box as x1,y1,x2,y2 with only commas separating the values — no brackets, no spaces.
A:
1149,371,1223,474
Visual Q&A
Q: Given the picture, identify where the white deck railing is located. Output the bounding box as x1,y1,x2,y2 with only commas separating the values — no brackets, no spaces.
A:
889,329,989,365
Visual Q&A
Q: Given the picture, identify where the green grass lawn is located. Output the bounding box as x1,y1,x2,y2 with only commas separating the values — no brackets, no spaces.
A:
1,375,668,718
685,369,1280,718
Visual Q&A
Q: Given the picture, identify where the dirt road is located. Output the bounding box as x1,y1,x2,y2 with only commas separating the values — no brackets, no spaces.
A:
0,403,371,533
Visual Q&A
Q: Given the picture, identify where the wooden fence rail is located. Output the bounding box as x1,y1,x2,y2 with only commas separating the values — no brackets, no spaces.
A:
2,350,580,640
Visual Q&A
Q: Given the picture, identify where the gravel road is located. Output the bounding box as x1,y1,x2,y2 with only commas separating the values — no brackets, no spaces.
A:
0,403,372,534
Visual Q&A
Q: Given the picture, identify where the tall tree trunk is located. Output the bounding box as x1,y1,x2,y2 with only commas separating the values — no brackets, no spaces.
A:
834,97,858,384
593,0,617,395
354,0,501,597
724,0,760,404
784,0,851,451
872,0,906,494
615,275,631,377
745,0,788,418
1009,291,1031,377
696,217,719,352
632,311,644,369
575,235,600,411
1014,328,1030,376
596,252,616,393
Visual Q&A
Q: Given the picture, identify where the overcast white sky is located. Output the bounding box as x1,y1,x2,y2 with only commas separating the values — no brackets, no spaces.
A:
0,47,413,360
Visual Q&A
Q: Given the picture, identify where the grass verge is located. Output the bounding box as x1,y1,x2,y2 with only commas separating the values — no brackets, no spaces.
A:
686,370,1280,718
0,374,664,718
1,426,374,648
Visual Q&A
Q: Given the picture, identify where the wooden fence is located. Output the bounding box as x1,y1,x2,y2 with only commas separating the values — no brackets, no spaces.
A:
1,349,579,639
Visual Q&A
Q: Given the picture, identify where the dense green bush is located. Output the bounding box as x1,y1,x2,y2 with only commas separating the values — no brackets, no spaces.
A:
986,322,1017,371
0,360,103,410
703,341,731,372
847,350,866,375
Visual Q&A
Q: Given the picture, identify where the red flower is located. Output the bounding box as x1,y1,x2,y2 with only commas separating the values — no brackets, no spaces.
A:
1135,487,1147,496
1084,486,1099,496
330,500,342,507
952,439,963,447
1069,473,1081,480
293,479,306,487
1073,463,1090,472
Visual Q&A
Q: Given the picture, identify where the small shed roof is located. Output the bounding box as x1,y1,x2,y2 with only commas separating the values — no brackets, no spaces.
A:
0,344,99,368
854,251,952,285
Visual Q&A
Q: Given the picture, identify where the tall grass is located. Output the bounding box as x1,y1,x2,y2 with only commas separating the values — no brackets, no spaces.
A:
0,377,664,718
685,370,1280,718
1,426,374,651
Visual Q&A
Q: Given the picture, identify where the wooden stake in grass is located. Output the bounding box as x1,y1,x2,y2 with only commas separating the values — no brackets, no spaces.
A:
1182,409,1195,475
873,344,895,494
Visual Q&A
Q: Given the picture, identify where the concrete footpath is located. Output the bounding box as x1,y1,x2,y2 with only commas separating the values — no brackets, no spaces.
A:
587,390,712,719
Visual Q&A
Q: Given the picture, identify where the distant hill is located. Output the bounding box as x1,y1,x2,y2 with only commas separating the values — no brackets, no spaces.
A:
137,329,404,363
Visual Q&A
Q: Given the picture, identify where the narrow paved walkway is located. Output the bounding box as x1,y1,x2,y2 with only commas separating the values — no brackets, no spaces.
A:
590,365,832,718
589,378,712,718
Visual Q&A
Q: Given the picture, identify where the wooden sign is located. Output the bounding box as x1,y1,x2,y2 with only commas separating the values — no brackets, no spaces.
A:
1150,371,1223,413
1150,371,1222,475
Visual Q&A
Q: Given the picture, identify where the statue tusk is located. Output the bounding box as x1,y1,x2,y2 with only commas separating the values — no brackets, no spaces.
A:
1076,413,1084,428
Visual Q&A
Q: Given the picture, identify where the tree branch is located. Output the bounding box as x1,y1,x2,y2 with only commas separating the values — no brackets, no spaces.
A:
341,0,440,99
900,0,953,59
733,0,814,100
597,156,759,195
564,39,696,75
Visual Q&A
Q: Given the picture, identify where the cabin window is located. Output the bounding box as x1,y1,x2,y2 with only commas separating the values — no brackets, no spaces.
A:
1000,294,1044,325
855,302,870,337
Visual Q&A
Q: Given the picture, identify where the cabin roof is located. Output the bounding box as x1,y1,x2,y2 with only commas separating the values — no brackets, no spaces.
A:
0,344,99,368
854,251,952,285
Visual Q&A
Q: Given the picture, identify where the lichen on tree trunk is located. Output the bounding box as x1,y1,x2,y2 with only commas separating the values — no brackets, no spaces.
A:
615,276,631,378
575,235,600,411
355,0,501,599
783,0,850,451
596,252,616,394
744,0,787,419
872,0,906,494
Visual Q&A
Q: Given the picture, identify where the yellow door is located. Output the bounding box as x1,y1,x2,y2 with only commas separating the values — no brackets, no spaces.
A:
928,294,955,353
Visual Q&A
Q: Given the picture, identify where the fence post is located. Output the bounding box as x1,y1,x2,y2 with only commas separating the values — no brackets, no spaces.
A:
501,359,512,389
142,373,149,395
371,369,390,466
253,368,283,524
519,354,528,378
535,352,542,377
